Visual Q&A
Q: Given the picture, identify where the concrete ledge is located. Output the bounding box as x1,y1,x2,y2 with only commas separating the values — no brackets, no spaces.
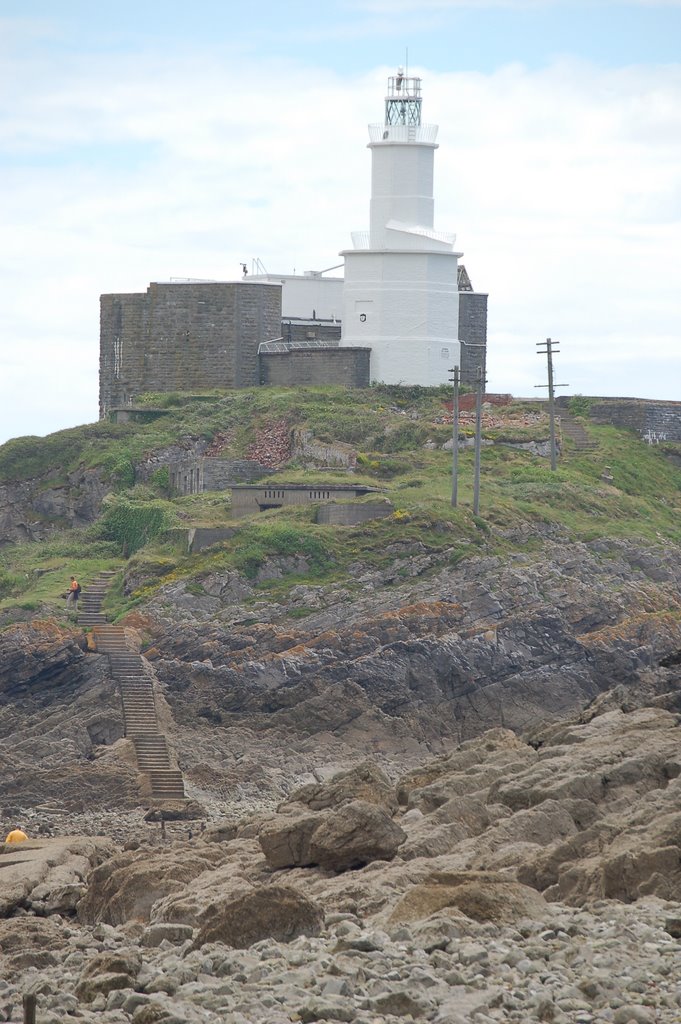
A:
316,502,394,526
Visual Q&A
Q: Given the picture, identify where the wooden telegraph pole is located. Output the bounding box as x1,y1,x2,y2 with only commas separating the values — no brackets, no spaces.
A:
473,366,485,515
535,338,568,470
449,366,460,507
23,994,37,1024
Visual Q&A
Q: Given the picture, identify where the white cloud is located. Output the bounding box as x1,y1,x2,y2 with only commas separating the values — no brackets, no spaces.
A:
1,45,680,443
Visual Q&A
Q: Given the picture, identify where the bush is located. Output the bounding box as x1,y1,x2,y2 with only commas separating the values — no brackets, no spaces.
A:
232,522,332,578
569,395,592,417
151,466,172,496
0,569,25,599
98,496,176,556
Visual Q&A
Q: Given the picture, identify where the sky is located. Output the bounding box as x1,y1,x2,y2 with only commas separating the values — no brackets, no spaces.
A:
1,0,680,444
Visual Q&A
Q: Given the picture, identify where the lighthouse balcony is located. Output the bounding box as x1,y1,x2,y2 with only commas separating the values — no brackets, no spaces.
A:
368,123,438,144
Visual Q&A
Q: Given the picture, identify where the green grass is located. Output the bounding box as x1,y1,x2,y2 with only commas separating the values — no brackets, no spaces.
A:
0,388,679,619
0,530,124,620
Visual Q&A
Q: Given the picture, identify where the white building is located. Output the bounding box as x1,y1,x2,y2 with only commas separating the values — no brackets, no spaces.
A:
247,269,343,321
340,71,462,386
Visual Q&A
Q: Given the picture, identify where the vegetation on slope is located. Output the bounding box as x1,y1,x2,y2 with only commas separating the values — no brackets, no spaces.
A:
0,386,679,623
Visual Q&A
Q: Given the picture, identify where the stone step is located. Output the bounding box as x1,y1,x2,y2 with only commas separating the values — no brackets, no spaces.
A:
124,710,157,721
133,734,168,747
135,754,170,766
557,414,598,452
135,750,170,763
150,777,186,798
150,782,185,794
136,753,172,767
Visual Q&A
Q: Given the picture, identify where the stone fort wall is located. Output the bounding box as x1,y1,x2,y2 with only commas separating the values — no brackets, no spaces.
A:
557,397,681,444
100,281,281,417
458,292,488,383
100,280,488,413
260,348,371,388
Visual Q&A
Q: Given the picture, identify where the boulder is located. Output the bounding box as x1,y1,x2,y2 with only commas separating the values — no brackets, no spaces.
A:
285,762,398,813
258,810,321,869
307,799,406,871
388,870,549,925
76,972,133,1003
194,884,323,948
78,845,224,925
76,949,142,1003
0,916,66,978
0,836,116,918
141,922,195,947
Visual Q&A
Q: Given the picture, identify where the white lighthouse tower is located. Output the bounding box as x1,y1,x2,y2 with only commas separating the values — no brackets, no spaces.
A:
340,70,462,385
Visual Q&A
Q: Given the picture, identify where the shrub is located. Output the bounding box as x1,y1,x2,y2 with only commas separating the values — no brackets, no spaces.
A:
568,395,592,417
232,521,332,578
0,569,25,599
98,496,176,556
151,466,172,496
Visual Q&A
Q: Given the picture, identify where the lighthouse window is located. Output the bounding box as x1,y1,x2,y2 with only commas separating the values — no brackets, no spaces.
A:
441,347,450,359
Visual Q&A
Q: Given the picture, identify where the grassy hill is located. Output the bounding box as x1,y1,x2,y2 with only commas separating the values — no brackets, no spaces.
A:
1,385,680,623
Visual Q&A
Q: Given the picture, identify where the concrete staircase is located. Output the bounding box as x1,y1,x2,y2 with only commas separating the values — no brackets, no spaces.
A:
556,413,598,454
83,573,186,803
77,570,117,627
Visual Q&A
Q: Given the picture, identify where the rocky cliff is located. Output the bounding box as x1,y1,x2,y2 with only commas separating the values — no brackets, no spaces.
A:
2,529,679,819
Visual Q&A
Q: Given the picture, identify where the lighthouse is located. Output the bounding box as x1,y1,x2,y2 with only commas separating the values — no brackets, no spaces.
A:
340,69,462,385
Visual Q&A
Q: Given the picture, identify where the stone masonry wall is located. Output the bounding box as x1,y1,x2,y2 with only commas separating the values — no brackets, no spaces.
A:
170,458,271,496
556,397,681,444
259,348,371,388
458,291,488,385
281,322,342,345
100,282,281,417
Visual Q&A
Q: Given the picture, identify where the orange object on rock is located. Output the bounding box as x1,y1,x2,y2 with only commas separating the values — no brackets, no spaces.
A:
5,828,28,843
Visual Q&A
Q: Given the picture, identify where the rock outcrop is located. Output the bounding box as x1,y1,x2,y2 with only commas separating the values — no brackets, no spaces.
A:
2,708,681,1022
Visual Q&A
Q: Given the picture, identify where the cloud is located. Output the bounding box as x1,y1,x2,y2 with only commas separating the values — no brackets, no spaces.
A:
1,38,680,443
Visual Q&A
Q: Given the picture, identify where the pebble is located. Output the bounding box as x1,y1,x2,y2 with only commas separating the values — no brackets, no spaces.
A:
4,896,679,1024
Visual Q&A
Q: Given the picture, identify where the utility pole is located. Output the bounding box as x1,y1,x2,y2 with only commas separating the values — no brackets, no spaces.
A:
473,366,484,515
449,366,460,507
535,338,568,470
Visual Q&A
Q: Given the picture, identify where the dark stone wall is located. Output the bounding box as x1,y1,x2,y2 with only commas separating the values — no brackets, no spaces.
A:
260,348,371,388
100,282,281,416
557,397,681,444
458,291,488,385
281,321,342,344
169,458,270,496
589,400,681,443
203,458,272,490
